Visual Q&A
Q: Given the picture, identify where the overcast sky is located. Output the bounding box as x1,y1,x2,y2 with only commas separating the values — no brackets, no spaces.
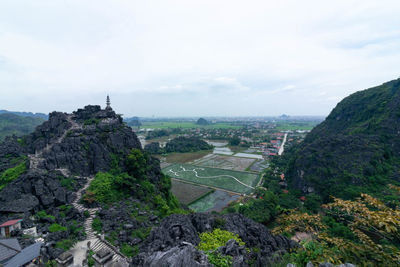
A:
1,0,400,117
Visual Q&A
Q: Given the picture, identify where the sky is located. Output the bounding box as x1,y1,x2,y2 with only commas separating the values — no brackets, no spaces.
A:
1,0,400,117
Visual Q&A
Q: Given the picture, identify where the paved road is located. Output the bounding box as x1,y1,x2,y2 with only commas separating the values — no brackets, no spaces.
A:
278,133,288,156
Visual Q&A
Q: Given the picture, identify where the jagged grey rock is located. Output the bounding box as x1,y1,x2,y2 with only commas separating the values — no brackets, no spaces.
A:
133,213,298,266
143,242,211,267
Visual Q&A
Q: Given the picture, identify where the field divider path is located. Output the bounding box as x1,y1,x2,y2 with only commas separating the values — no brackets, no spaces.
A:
169,166,255,189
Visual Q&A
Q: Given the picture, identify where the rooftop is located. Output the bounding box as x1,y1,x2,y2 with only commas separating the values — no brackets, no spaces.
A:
0,239,21,263
0,219,22,228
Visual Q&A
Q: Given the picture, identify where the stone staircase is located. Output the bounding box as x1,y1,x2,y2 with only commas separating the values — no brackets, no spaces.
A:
91,238,127,263
26,114,129,265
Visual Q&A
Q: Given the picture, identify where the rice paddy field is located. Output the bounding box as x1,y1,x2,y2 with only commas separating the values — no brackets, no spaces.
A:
163,163,260,194
193,154,255,171
170,179,214,205
188,190,240,212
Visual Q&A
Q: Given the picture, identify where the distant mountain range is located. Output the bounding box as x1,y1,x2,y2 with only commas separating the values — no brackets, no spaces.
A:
0,113,45,141
0,110,48,119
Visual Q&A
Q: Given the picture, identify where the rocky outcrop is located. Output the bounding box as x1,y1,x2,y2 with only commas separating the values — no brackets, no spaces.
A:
0,105,144,215
143,242,211,267
133,213,297,266
0,169,81,214
26,106,141,176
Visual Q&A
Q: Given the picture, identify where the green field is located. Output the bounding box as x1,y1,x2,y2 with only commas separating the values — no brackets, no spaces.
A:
141,121,240,129
163,163,260,194
188,190,240,212
171,179,214,205
275,121,318,131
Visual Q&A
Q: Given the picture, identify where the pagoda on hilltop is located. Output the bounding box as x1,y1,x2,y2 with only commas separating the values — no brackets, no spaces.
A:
106,95,112,110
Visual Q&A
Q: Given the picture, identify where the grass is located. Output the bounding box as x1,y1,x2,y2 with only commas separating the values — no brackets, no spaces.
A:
163,163,260,194
275,121,318,131
49,223,67,232
0,158,27,191
171,179,214,205
141,121,241,129
164,150,212,163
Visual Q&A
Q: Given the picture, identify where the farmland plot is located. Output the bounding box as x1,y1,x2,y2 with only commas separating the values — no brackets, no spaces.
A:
171,179,213,205
163,164,260,194
194,154,255,171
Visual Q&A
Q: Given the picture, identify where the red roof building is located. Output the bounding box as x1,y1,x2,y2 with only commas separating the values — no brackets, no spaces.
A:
0,219,23,238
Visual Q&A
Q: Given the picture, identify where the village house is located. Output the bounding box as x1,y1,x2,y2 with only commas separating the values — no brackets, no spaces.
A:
0,219,23,238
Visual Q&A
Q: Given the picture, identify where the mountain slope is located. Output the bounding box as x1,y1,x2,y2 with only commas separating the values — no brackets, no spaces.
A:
0,109,48,119
0,104,296,265
285,78,400,201
0,113,45,141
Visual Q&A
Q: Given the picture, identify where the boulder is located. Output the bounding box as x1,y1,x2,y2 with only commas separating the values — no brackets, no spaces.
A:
143,242,211,267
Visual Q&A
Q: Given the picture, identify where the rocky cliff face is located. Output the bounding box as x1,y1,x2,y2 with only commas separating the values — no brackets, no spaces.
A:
0,105,142,216
0,104,298,265
133,213,297,266
285,78,400,200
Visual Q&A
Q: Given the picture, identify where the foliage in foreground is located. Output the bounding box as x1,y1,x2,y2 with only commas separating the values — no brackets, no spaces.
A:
224,188,279,224
273,191,400,266
197,228,246,267
0,157,26,190
84,149,184,218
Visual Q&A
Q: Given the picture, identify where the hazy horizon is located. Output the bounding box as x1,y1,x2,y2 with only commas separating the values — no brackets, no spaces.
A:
1,1,400,117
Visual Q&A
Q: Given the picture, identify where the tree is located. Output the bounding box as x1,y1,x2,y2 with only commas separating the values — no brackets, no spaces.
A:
272,191,400,266
229,137,241,146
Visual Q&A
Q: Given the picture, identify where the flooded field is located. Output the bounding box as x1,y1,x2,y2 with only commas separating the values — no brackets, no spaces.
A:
213,147,234,155
171,179,213,205
194,154,255,171
233,153,264,159
189,190,240,212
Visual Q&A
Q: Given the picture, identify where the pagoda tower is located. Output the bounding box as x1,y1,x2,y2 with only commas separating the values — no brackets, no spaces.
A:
106,95,111,110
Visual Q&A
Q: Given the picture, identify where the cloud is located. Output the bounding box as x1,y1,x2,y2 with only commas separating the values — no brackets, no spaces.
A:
0,0,400,116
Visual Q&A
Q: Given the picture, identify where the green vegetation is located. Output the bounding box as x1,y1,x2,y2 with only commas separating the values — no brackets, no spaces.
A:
84,149,184,218
272,190,400,266
58,176,75,190
0,113,45,141
0,157,27,190
285,78,400,203
84,118,101,125
164,164,260,194
196,118,210,125
35,210,56,220
224,189,278,224
87,250,95,267
197,228,246,267
49,223,67,232
275,121,317,131
145,129,169,140
229,137,241,146
56,239,76,251
198,228,245,252
131,227,152,240
165,136,213,153
121,243,136,257
92,217,102,233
